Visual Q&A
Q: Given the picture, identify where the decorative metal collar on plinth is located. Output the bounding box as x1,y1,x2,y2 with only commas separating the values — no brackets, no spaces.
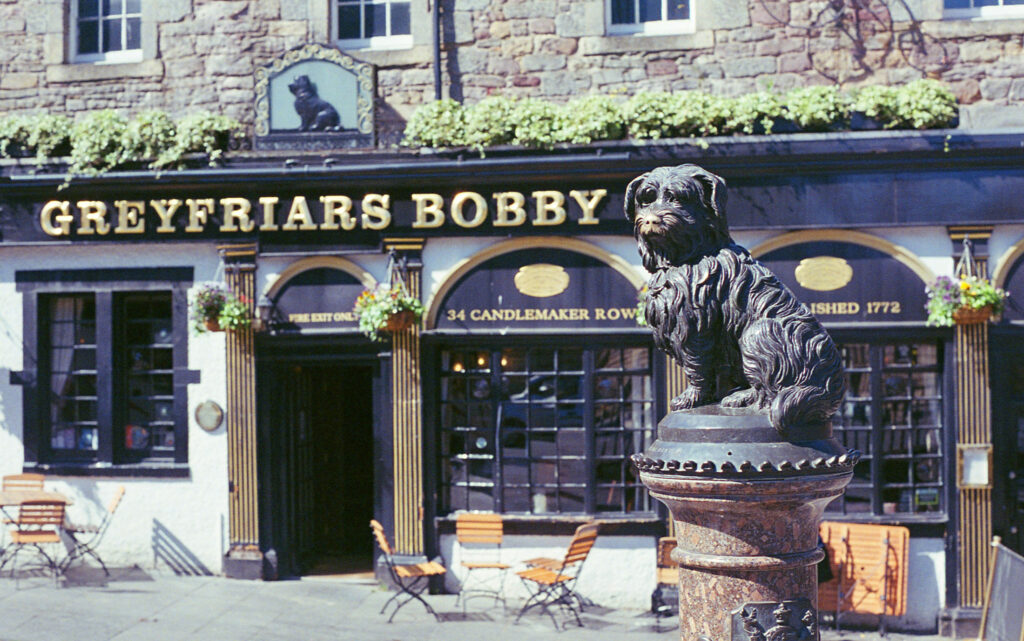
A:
631,407,860,478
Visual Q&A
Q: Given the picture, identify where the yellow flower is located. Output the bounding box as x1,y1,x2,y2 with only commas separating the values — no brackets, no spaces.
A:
960,281,971,290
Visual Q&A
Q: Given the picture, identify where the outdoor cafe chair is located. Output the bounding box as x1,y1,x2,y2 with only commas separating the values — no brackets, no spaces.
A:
515,522,600,629
60,485,125,576
370,519,447,622
1,473,45,492
454,512,510,613
1,500,66,585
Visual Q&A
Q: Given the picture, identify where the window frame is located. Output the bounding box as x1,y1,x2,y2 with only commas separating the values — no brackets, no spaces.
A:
333,0,414,51
69,0,144,65
825,328,955,524
944,0,1024,20
606,0,697,36
16,268,194,476
430,335,663,519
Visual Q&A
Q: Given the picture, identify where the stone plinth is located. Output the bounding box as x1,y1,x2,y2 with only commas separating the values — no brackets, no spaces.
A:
633,407,857,641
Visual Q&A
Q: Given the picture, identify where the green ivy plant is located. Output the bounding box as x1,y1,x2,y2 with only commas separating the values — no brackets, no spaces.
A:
895,78,958,130
510,97,565,149
401,98,467,149
464,95,517,151
559,94,625,144
851,85,901,127
726,91,787,134
784,85,851,132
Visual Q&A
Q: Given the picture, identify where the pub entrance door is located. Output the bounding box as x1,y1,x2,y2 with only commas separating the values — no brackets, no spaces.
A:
991,330,1024,556
261,357,378,577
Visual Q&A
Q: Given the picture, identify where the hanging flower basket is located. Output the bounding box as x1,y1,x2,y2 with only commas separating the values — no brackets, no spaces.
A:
384,309,418,332
354,284,424,341
952,305,993,325
189,282,253,334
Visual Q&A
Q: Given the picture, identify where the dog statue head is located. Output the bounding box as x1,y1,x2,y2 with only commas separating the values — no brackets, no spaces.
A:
625,164,730,271
288,75,316,98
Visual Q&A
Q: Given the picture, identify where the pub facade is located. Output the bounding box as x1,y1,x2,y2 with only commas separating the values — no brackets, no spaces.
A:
3,131,1024,631
4,0,1024,635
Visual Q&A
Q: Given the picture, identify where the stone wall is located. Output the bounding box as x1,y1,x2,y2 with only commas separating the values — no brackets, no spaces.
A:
1,0,1024,145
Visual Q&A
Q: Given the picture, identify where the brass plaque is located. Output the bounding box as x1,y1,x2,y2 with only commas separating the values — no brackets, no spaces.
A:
514,264,570,298
794,256,853,291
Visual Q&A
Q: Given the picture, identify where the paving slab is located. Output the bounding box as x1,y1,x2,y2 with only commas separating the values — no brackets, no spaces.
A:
0,566,946,641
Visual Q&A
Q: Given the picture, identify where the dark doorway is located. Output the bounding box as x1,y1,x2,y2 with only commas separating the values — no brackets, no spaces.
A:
263,361,376,577
992,330,1024,557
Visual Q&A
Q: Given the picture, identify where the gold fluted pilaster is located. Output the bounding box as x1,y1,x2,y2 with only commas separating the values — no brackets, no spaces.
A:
221,245,260,553
956,320,993,608
948,227,994,609
387,241,425,556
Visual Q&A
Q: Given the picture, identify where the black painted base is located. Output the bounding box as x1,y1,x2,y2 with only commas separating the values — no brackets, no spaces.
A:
223,550,264,580
939,607,982,638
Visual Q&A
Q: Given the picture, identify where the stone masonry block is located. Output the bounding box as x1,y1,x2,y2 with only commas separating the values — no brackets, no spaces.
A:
503,1,555,19
1010,78,1024,101
538,37,577,55
453,0,490,11
156,0,192,22
646,59,677,76
959,40,1004,63
529,18,555,34
778,52,811,73
703,0,749,29
521,54,567,72
456,47,489,74
0,72,38,89
554,1,602,38
269,21,308,37
453,12,474,44
722,56,776,78
490,20,511,39
280,0,308,20
980,77,1011,100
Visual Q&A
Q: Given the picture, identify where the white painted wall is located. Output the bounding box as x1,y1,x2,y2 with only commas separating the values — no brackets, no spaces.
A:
439,532,656,610
0,243,229,575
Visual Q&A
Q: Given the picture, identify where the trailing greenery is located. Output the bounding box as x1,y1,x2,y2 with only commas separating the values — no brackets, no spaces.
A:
189,282,253,334
0,109,245,181
400,80,959,150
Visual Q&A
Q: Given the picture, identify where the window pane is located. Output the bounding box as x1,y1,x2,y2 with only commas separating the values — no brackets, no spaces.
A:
125,17,141,49
78,20,100,54
119,292,175,460
46,295,99,458
639,0,662,22
79,0,99,16
610,0,635,24
667,0,689,19
944,0,971,6
103,0,122,15
103,18,122,52
337,3,361,39
125,0,140,13
391,1,410,35
366,2,387,37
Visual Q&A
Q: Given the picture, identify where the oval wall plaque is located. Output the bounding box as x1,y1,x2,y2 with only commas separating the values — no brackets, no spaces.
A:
514,264,570,298
794,256,854,291
194,400,225,432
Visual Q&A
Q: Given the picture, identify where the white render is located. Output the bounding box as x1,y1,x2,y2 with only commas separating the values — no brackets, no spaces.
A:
0,243,229,575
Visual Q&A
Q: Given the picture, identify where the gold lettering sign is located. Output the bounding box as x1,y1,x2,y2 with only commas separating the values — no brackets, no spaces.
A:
794,256,853,291
514,264,570,298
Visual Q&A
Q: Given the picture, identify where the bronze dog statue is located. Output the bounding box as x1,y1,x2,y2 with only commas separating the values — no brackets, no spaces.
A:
626,164,845,433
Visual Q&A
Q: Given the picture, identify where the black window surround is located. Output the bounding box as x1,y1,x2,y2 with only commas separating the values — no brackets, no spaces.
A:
14,267,196,478
825,329,954,525
431,336,662,518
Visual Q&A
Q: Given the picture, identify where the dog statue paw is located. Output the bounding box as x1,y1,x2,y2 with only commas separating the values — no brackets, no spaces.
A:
626,164,846,433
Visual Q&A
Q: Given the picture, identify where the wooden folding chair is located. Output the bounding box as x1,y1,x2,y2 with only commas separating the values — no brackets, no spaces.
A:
454,512,510,613
60,485,125,575
369,519,447,622
515,522,600,629
2,473,45,491
2,500,66,585
818,521,909,635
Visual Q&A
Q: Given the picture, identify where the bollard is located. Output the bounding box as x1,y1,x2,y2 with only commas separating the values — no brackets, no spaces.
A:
625,164,858,641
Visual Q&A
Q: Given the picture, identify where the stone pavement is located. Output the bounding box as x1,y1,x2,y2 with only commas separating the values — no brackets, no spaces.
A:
0,566,944,641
